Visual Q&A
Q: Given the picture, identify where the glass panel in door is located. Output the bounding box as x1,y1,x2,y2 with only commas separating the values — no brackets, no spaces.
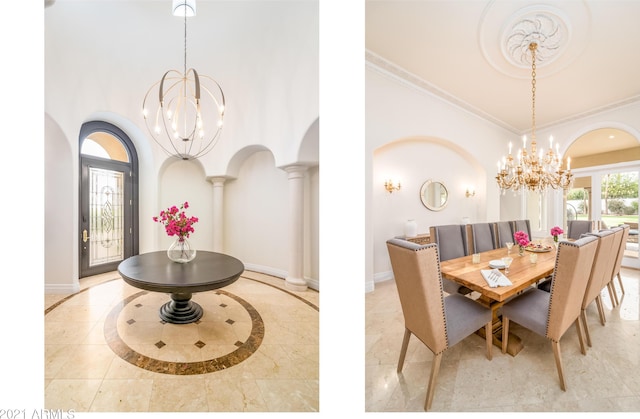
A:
89,167,125,266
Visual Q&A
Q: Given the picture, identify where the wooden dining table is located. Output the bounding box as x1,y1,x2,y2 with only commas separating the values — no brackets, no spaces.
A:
440,245,557,356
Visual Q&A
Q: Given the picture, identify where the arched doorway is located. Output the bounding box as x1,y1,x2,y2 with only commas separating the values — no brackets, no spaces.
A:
564,127,639,268
79,121,139,277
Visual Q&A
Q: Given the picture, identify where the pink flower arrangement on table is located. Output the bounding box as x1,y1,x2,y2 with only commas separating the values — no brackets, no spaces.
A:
153,201,199,240
513,230,530,247
550,226,564,242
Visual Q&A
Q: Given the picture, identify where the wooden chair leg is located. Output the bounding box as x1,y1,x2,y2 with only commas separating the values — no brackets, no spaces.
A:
607,282,618,307
424,353,442,411
551,340,566,391
501,317,510,354
581,310,591,348
617,273,625,295
595,295,606,325
485,321,492,360
397,328,411,373
575,318,586,355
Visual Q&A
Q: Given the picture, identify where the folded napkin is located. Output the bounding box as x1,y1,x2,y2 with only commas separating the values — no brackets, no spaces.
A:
480,269,513,288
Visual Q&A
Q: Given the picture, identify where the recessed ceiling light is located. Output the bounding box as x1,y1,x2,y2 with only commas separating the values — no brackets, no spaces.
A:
609,135,615,139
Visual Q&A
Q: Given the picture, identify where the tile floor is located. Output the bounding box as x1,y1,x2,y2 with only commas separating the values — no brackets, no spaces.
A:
366,267,640,411
45,270,318,412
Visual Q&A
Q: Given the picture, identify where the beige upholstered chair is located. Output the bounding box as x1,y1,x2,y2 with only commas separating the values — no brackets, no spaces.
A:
501,235,599,390
581,230,616,347
386,239,492,411
603,227,625,307
610,225,630,299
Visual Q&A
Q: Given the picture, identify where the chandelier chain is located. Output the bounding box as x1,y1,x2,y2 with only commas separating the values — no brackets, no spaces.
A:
530,42,536,146
494,41,573,193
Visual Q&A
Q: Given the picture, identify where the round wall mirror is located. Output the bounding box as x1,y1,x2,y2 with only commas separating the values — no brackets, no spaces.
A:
420,180,448,211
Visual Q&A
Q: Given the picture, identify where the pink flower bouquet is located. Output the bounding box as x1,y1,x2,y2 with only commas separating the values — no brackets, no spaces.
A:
153,201,199,240
513,230,530,247
550,226,564,242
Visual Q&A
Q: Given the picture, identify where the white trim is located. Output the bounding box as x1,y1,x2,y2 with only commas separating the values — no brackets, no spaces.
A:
243,263,319,291
45,283,80,294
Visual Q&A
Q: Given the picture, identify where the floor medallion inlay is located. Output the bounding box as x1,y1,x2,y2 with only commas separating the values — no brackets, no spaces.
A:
103,289,265,375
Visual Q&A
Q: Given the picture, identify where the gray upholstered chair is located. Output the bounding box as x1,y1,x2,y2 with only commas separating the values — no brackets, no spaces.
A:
567,220,592,239
501,235,599,391
429,224,470,294
386,239,492,411
512,219,531,239
495,221,514,248
581,230,616,347
469,222,497,253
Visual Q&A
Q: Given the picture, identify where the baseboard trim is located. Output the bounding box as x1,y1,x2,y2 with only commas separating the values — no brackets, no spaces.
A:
45,283,80,294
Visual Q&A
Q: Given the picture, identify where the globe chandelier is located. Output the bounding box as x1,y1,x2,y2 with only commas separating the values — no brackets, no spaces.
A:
143,0,225,160
496,42,573,193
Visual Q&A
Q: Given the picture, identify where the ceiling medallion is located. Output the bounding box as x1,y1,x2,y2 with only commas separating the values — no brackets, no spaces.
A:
478,2,591,79
502,8,568,69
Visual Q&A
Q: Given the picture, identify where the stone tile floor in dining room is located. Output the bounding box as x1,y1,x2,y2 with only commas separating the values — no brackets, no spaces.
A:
366,267,640,411
45,270,318,412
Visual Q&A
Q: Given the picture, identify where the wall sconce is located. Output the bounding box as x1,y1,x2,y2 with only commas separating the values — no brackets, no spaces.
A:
384,180,401,193
465,186,476,198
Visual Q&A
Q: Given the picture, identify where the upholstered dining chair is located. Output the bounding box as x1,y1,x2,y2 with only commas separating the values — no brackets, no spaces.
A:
386,239,492,411
603,226,625,307
610,225,630,299
469,222,498,253
429,224,470,294
567,220,592,240
512,219,532,240
501,235,599,391
581,230,616,348
495,221,515,248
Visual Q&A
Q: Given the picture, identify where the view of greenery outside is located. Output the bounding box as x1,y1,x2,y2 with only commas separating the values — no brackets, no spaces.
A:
567,172,638,226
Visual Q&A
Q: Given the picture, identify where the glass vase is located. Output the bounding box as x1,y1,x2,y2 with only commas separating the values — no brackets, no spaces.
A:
518,245,525,256
167,237,196,263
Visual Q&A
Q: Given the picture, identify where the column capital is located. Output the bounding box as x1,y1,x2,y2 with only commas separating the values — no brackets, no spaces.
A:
280,164,308,179
206,175,234,186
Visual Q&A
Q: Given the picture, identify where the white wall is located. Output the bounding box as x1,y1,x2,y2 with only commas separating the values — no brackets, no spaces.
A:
44,114,76,293
224,150,289,276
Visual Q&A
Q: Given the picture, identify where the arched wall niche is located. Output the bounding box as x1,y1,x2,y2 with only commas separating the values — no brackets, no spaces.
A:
45,112,76,292
372,135,487,279
224,147,290,278
156,158,214,252
297,117,319,165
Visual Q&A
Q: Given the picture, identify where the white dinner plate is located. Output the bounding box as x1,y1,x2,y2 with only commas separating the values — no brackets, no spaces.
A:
488,260,505,269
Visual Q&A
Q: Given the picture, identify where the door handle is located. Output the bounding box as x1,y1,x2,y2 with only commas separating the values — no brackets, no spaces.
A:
82,229,90,243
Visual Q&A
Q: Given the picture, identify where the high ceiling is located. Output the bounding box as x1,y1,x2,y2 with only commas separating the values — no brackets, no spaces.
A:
365,0,640,154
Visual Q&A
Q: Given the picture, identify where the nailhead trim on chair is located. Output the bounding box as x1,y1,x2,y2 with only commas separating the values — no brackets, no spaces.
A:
545,239,580,339
403,241,450,353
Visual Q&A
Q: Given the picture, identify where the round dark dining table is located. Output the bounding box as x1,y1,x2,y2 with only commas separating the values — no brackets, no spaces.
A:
118,251,245,324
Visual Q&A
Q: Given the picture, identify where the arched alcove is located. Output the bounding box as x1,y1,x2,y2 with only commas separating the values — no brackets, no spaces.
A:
224,148,289,278
372,136,487,279
45,113,76,292
157,158,214,252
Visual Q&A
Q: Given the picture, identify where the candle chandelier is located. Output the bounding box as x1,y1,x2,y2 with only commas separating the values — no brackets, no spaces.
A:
142,0,225,160
496,42,573,193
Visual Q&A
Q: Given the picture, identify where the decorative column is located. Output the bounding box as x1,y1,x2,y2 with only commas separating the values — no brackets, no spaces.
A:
283,165,308,291
207,176,227,253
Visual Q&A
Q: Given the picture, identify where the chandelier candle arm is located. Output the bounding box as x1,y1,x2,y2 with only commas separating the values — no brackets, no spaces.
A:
495,42,573,193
